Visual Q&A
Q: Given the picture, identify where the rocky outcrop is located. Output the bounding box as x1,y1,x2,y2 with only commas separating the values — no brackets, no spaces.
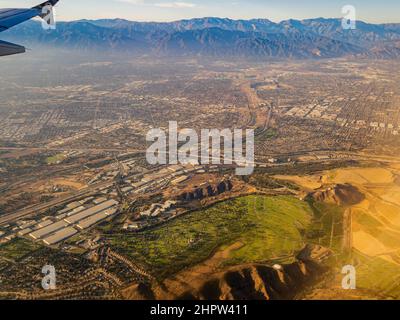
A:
122,244,332,300
179,180,233,202
296,244,333,264
310,184,364,206
178,261,325,300
177,244,331,300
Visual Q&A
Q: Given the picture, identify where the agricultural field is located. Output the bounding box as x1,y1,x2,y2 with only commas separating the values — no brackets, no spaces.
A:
354,251,400,299
278,165,400,299
306,200,345,252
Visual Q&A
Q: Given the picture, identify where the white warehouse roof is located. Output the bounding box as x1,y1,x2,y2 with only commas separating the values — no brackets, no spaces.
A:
76,208,117,230
29,221,68,240
64,200,118,224
42,227,78,245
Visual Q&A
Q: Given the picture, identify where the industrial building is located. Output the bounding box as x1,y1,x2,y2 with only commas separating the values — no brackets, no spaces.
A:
42,227,78,245
37,220,53,228
64,200,118,224
76,208,117,230
141,201,176,217
25,200,119,245
29,221,69,240
18,228,32,236
171,175,189,185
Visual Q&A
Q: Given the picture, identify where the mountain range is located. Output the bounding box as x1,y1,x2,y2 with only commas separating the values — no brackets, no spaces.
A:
2,17,400,59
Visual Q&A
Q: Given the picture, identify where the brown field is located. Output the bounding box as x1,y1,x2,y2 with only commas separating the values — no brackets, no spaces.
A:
277,164,400,299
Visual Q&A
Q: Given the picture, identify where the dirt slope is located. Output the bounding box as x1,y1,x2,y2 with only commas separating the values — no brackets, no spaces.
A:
310,184,365,206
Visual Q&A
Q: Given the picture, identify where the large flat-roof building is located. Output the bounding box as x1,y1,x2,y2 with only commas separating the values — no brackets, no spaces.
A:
64,200,118,224
76,208,117,230
42,227,78,245
37,220,53,229
29,221,69,240
18,228,32,236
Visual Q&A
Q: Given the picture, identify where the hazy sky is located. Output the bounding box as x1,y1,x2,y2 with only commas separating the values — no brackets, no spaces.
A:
2,0,400,23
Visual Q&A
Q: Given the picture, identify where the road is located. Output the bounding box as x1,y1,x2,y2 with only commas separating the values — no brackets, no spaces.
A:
0,179,115,226
0,152,376,227
0,165,189,227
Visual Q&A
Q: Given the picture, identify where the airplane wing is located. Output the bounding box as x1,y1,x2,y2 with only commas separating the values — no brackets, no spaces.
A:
0,0,59,56
0,39,25,55
0,8,42,32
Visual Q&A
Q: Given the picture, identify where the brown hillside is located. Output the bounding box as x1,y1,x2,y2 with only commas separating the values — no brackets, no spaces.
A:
310,184,364,206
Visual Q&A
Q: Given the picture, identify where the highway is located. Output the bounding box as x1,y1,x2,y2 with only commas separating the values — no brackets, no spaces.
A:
0,179,115,226
2,134,400,227
0,165,189,227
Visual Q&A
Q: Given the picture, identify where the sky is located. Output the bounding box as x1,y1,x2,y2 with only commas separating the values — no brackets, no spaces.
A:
2,0,400,23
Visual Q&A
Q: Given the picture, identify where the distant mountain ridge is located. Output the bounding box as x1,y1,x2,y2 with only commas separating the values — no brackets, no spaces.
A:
2,17,400,59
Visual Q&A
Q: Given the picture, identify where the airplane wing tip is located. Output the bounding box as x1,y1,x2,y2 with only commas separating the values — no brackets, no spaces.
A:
33,0,59,10
0,40,26,57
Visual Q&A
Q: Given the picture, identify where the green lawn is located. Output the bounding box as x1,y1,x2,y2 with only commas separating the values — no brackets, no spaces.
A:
226,195,312,266
106,195,341,279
